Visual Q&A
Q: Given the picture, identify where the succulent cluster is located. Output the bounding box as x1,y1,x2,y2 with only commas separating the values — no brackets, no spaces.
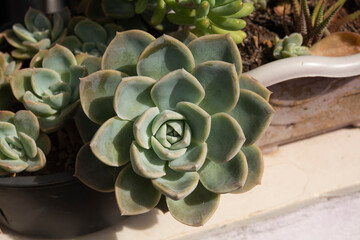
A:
0,52,22,110
0,110,50,175
290,0,360,46
273,33,310,59
2,8,70,59
75,30,274,226
165,0,254,43
60,17,123,57
10,45,86,133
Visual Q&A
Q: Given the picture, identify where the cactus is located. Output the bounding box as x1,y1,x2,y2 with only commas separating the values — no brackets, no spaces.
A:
59,17,123,57
165,0,254,43
273,33,311,59
0,110,51,175
2,8,70,60
75,30,274,226
0,52,22,110
9,45,86,133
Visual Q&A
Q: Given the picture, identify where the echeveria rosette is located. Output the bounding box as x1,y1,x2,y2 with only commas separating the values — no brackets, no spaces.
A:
0,110,51,176
10,45,86,133
76,30,274,226
273,33,311,59
59,17,123,58
165,0,254,44
0,52,22,110
2,7,70,60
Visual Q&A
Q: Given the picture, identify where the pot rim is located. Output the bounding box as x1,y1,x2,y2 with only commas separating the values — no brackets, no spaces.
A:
245,53,360,87
0,171,76,188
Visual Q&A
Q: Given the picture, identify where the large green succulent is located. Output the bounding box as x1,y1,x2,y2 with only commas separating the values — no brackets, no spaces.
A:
10,45,86,133
0,52,22,110
0,110,51,175
2,7,70,60
273,33,311,59
76,30,274,226
59,17,123,58
165,0,254,43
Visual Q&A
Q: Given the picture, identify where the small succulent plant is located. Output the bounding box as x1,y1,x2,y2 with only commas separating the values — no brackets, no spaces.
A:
244,0,267,10
59,17,123,57
273,33,311,59
0,110,51,175
165,0,254,43
2,8,70,60
75,30,274,226
9,45,86,133
290,0,360,46
0,52,22,110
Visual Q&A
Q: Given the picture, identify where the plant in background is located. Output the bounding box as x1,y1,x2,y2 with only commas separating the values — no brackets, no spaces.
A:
9,45,86,133
59,17,123,58
165,0,254,43
0,52,22,110
2,8,70,60
0,110,51,175
75,30,274,226
290,0,360,46
244,0,267,10
273,33,311,59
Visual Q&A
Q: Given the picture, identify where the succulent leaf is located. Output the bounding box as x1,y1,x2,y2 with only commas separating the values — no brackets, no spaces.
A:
114,76,156,121
75,143,121,192
176,101,211,143
43,45,77,78
102,30,155,75
229,89,274,146
151,69,205,111
91,117,134,167
130,141,166,178
115,164,161,215
133,107,160,149
233,145,264,193
137,35,195,80
152,166,199,200
166,182,220,226
199,150,248,193
74,19,107,43
193,61,239,114
206,113,245,163
239,75,271,101
13,110,39,140
80,70,123,124
169,143,207,172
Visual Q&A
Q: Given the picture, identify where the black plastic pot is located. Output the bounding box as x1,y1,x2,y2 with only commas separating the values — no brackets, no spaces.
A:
0,171,124,238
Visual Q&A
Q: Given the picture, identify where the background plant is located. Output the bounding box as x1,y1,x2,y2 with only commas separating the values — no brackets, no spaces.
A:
0,110,51,175
289,0,360,46
273,32,311,58
2,7,70,59
0,52,22,110
10,45,86,133
75,30,274,226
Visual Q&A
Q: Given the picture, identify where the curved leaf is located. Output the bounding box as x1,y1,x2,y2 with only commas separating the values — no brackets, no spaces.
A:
133,107,159,149
188,34,242,76
233,145,264,193
199,151,248,193
14,110,39,140
114,76,156,121
90,117,133,166
102,30,155,75
239,75,271,101
130,141,166,178
193,61,239,114
151,69,204,111
152,166,199,200
166,182,220,226
75,143,121,192
229,89,274,146
206,113,245,163
115,164,161,215
42,44,77,77
79,70,122,124
169,143,207,172
137,35,195,80
74,19,107,43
